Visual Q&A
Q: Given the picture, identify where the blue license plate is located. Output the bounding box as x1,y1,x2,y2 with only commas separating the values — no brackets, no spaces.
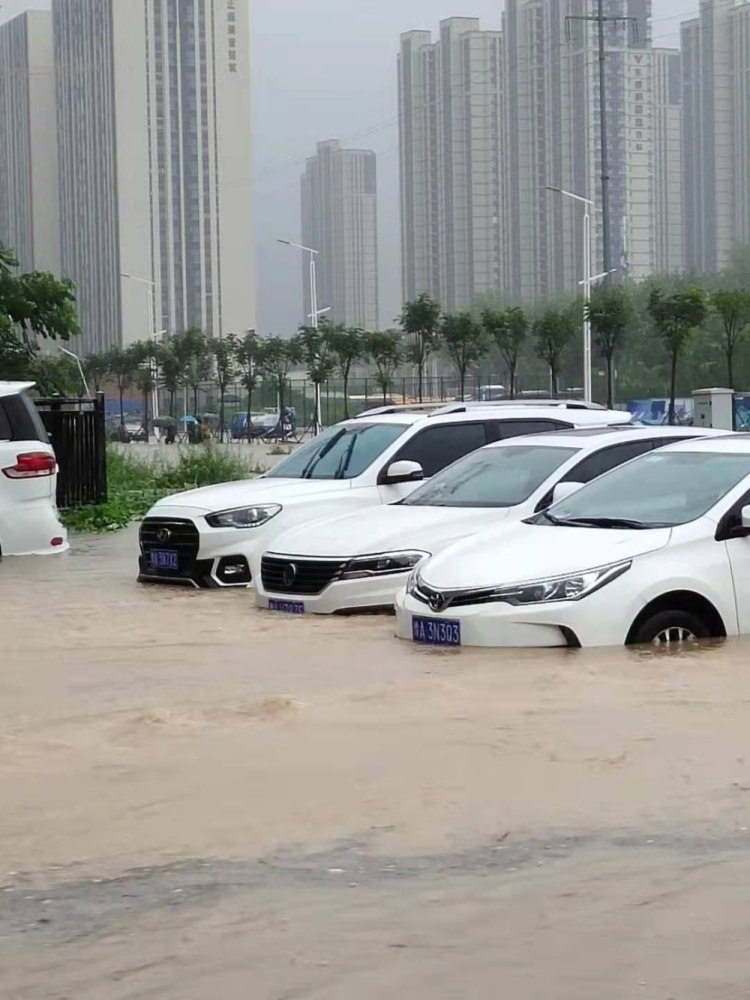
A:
268,599,305,615
412,616,461,647
150,549,179,571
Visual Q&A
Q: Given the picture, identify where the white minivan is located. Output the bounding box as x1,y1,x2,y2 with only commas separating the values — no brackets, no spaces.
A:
0,382,67,557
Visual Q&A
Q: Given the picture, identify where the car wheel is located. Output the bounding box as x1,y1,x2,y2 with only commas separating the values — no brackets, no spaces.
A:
631,610,711,647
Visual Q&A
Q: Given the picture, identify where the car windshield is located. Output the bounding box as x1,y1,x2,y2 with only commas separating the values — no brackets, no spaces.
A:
401,445,579,507
540,451,750,528
266,422,408,480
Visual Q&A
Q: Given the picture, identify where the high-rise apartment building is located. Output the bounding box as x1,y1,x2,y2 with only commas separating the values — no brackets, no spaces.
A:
300,139,379,331
732,4,750,247
502,0,656,300
53,0,254,354
398,19,505,312
652,48,684,272
0,11,60,275
681,0,742,272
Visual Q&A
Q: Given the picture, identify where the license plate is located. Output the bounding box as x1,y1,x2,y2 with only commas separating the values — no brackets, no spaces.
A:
149,549,179,571
268,599,306,615
412,616,461,647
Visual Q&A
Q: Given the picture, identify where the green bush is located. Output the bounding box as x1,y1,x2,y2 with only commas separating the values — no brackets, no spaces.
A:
62,444,265,534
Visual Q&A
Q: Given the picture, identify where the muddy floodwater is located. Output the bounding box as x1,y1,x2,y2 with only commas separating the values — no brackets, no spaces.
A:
3,528,750,997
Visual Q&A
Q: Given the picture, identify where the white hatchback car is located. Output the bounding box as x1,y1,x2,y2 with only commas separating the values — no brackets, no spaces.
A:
395,435,750,649
138,403,632,588
255,426,723,615
0,382,67,557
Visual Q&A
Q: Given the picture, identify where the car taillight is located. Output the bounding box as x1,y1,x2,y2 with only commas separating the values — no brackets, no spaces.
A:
2,452,56,479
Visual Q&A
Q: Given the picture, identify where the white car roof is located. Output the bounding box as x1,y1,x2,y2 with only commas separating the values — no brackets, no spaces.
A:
655,434,750,455
345,405,631,430
0,381,35,398
493,424,730,451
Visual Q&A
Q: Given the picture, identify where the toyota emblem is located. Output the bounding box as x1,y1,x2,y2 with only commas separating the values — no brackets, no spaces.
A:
429,591,448,613
283,563,297,588
156,527,172,543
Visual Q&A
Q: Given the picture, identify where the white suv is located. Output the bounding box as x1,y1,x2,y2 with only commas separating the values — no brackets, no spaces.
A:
138,403,632,589
0,382,67,557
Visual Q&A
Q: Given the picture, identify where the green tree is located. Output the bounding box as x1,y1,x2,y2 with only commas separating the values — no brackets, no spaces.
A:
534,308,577,397
212,335,238,442
648,287,710,424
400,293,442,401
440,312,488,401
710,289,750,389
257,336,302,438
365,329,402,403
0,319,35,381
481,306,527,399
235,330,261,441
105,346,139,433
585,287,633,408
83,353,109,394
158,343,183,418
324,324,366,418
131,341,157,439
29,354,79,396
182,328,212,417
0,244,80,343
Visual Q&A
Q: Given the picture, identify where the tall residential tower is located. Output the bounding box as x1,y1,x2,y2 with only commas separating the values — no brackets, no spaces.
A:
300,140,379,331
0,11,60,275
53,0,255,354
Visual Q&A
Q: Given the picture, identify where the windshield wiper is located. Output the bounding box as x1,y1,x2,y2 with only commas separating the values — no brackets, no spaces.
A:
563,516,648,530
334,433,358,480
300,431,344,479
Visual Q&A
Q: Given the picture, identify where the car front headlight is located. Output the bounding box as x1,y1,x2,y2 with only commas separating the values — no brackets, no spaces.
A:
341,550,429,580
488,561,632,605
205,504,282,529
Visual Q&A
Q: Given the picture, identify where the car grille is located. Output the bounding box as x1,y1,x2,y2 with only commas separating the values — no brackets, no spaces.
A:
261,555,348,596
413,578,497,612
140,517,200,572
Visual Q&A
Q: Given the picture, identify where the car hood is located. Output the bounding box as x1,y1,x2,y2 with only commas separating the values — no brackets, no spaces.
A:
152,477,351,513
421,521,672,590
270,504,510,558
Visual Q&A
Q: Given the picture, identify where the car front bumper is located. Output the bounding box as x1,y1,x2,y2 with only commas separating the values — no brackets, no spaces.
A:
256,571,406,614
137,505,264,589
394,577,643,649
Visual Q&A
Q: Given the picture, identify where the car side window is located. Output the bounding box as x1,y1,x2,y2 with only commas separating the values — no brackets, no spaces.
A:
493,419,572,440
0,402,11,441
392,423,487,477
563,440,654,484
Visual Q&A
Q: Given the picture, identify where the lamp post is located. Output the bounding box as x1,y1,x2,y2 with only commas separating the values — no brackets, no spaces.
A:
57,345,90,399
120,271,160,423
277,239,323,435
546,186,595,402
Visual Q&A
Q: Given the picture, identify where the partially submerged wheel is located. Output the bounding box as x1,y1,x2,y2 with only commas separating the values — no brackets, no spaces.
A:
630,610,711,647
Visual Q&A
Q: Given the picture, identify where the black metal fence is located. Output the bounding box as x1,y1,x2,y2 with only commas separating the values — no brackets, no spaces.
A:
36,395,107,508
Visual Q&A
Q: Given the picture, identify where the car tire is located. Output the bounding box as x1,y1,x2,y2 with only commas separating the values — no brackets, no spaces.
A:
631,609,711,647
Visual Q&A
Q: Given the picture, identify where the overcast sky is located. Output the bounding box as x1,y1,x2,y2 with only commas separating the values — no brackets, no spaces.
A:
2,0,689,334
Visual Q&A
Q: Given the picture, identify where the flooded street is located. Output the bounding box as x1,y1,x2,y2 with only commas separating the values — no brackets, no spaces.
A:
3,530,750,997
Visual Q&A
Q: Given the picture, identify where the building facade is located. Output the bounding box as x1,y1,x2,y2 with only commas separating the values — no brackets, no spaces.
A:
53,0,254,354
0,11,60,275
398,19,506,313
652,48,684,273
301,139,379,331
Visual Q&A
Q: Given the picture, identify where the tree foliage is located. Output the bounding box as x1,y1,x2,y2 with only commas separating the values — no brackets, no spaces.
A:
710,289,750,389
534,308,577,396
585,287,633,407
441,312,488,400
647,287,710,424
324,324,366,418
400,293,442,401
365,329,402,403
481,306,527,399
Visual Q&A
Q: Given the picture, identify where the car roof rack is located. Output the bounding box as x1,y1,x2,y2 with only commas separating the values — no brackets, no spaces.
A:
429,399,608,417
353,402,445,418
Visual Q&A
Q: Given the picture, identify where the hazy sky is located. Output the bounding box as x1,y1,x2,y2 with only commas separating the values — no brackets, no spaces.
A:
2,0,690,335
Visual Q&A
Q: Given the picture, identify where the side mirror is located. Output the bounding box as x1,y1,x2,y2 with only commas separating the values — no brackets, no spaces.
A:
382,460,424,485
742,505,750,531
553,481,585,504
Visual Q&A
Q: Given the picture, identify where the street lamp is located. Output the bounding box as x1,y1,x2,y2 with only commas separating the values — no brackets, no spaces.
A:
57,345,90,399
277,238,323,435
546,186,595,402
120,271,160,424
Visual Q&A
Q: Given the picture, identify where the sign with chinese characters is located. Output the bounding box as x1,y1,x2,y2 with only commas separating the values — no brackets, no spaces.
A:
227,0,237,73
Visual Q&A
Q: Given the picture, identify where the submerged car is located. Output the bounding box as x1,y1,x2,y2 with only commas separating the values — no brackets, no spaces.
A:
395,435,750,649
255,426,723,615
137,403,632,588
0,382,67,557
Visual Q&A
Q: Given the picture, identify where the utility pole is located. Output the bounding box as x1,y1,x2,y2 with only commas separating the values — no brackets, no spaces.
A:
566,4,637,284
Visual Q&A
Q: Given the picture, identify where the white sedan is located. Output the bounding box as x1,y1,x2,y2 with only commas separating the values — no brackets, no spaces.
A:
0,382,67,557
255,425,721,615
395,435,750,648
